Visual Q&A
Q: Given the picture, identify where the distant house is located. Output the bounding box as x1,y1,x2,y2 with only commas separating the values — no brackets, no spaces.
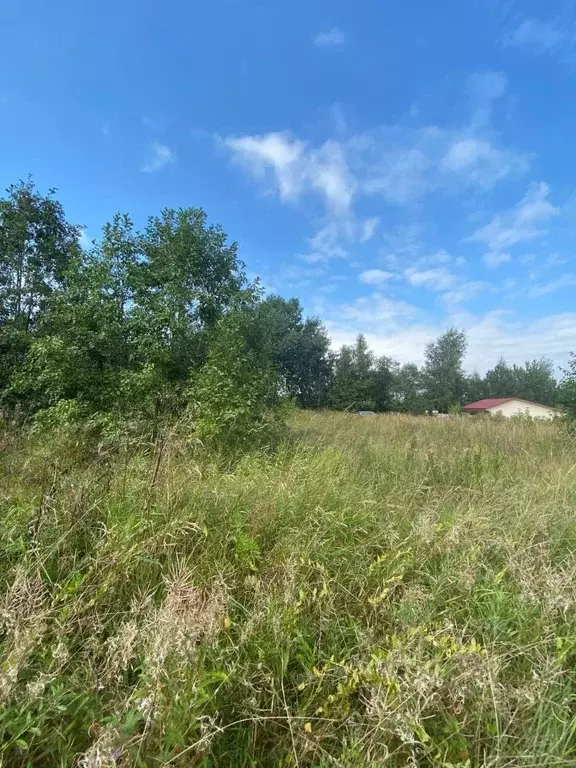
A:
463,398,557,419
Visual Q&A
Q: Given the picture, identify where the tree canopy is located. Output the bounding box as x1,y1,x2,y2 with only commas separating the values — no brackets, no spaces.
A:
0,179,566,439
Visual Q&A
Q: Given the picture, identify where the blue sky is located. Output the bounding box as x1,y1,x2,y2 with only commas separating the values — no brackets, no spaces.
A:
2,0,576,372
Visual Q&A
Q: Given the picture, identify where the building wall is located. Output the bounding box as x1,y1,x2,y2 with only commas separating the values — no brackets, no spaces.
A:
487,399,556,419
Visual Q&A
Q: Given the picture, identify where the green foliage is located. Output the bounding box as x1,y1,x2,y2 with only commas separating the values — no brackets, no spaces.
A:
485,356,557,404
329,334,395,411
193,311,285,453
463,371,489,404
558,352,576,417
1,412,576,766
393,362,429,413
252,295,331,407
0,179,80,396
423,327,467,412
0,184,289,440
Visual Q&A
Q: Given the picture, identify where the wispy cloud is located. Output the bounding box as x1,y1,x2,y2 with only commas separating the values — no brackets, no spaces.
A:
470,182,559,252
504,17,571,53
403,262,486,307
225,132,354,215
503,16,576,66
359,269,394,285
442,281,485,306
529,274,576,297
141,141,176,173
441,137,528,188
466,71,507,128
403,266,456,291
325,304,576,372
223,73,529,275
314,27,345,47
360,216,380,242
300,221,352,263
483,251,512,268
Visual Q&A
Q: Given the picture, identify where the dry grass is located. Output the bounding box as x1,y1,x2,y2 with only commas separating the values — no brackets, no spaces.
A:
1,411,576,766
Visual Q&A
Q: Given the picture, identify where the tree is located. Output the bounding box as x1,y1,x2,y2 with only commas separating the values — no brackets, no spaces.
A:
558,353,576,416
351,334,376,410
134,207,247,386
193,309,282,452
393,363,428,413
328,335,396,412
463,371,489,404
251,296,331,408
8,215,140,412
515,358,557,405
329,344,357,410
372,355,396,412
485,358,516,398
485,357,557,404
423,328,467,412
0,179,80,395
329,335,375,411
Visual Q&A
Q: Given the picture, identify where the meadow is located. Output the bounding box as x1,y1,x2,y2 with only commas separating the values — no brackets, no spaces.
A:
1,411,576,766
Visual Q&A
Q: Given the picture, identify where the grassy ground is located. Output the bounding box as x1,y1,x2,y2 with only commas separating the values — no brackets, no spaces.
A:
1,411,576,766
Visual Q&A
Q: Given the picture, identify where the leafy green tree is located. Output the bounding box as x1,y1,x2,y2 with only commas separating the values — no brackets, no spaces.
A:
485,357,557,404
251,296,331,407
8,214,142,413
393,363,428,413
372,355,396,412
351,334,376,410
193,309,282,452
328,335,396,412
329,344,356,410
134,207,246,386
423,328,467,412
514,358,557,404
558,353,576,416
463,371,489,404
0,179,80,395
484,358,517,399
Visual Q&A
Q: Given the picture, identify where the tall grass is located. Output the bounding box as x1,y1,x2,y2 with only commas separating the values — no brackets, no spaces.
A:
1,412,576,766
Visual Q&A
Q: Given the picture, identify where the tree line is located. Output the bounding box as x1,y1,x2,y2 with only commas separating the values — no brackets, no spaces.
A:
0,180,572,442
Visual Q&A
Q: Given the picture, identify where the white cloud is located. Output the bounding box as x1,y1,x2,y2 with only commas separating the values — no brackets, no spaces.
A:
225,132,354,215
300,221,353,263
141,141,175,173
442,281,485,306
430,249,452,265
529,274,576,297
403,266,456,291
224,75,527,216
337,292,419,327
545,253,567,268
441,137,528,188
359,269,394,285
360,216,380,242
483,251,512,268
470,182,559,252
324,304,576,372
504,18,565,54
314,27,345,47
467,71,507,103
466,71,507,129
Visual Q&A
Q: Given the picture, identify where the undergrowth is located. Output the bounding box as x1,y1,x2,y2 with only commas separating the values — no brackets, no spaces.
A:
1,411,576,766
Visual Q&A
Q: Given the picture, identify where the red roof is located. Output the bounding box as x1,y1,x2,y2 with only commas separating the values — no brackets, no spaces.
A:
463,398,513,411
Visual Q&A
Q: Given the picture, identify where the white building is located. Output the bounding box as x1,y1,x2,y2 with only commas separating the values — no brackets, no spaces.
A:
463,398,558,419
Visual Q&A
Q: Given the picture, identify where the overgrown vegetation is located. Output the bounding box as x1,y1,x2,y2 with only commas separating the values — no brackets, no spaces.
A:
2,179,574,426
3,178,576,766
2,412,576,766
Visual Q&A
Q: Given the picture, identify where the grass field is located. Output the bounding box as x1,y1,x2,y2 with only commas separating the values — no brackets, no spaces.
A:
2,411,576,766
